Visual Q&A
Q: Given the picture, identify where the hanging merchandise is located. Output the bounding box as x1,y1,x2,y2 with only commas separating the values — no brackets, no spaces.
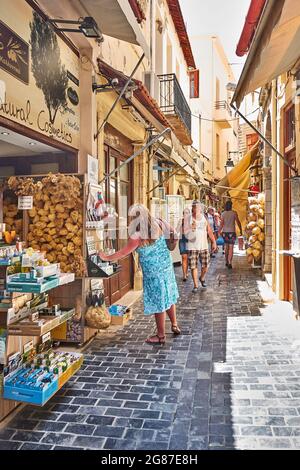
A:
86,184,109,228
245,193,265,266
85,304,111,329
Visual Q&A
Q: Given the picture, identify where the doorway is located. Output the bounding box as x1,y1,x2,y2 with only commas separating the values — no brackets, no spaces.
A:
283,103,296,302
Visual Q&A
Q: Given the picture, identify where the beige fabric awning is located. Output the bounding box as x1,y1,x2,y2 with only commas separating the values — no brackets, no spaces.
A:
233,0,300,106
38,0,150,57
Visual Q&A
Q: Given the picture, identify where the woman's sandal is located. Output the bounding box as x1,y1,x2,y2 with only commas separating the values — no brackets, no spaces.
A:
146,335,166,345
171,324,181,335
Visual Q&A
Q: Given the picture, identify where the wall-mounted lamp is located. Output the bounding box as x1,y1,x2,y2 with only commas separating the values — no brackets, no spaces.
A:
92,78,119,93
224,155,234,174
48,17,103,41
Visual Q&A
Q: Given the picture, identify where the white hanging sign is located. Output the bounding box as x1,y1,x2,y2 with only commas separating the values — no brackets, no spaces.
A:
87,154,99,185
18,196,33,210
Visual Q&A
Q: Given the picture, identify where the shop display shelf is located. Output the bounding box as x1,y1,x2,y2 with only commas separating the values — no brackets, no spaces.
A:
6,272,76,294
87,258,121,278
3,354,83,406
7,308,75,336
6,277,59,293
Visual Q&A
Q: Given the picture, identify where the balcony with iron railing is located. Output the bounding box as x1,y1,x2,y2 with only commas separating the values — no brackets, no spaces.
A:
214,100,233,129
158,73,192,146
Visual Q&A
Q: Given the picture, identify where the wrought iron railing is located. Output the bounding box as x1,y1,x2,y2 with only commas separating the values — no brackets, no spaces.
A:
157,73,192,134
215,100,232,116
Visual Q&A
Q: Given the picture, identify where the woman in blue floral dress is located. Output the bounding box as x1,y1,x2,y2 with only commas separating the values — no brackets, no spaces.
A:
99,204,180,344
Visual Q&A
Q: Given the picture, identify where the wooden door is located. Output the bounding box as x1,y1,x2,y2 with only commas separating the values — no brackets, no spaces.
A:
283,104,296,302
103,145,133,304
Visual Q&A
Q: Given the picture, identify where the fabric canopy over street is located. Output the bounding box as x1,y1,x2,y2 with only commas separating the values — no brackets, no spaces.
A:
38,0,150,58
233,0,300,107
215,141,260,228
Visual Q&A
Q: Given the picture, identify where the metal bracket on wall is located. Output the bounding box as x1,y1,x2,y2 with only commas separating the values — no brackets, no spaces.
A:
94,53,145,140
147,163,188,195
99,127,171,185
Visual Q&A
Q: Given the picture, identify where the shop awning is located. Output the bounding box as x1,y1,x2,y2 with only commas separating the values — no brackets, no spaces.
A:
98,59,171,129
233,0,300,106
38,0,150,58
215,141,260,228
159,142,195,178
97,59,197,179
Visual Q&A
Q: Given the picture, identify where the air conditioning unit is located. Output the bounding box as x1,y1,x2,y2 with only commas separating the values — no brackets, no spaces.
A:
143,71,160,104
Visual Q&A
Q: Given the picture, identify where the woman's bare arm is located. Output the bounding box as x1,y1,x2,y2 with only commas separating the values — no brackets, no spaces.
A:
98,237,141,262
235,212,243,235
218,217,224,236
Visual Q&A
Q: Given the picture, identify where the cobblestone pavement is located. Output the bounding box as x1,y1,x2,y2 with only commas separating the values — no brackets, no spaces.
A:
1,252,300,450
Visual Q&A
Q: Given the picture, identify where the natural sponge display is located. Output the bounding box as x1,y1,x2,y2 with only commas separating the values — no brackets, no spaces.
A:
3,196,23,236
245,193,265,265
26,174,85,277
85,305,111,329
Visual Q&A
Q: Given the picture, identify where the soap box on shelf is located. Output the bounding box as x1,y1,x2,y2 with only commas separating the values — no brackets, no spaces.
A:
3,370,59,405
35,263,59,279
6,276,59,293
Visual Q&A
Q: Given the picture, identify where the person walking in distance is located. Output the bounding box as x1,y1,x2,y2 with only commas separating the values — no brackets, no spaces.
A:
219,200,242,269
178,208,190,281
185,201,217,293
99,204,181,344
207,207,218,258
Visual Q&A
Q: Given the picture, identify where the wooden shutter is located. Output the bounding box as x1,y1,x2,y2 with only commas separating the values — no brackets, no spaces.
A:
189,69,199,98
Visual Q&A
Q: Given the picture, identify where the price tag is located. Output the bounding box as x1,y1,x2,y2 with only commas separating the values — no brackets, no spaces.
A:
18,196,33,210
22,254,32,268
86,236,96,255
91,279,103,291
42,332,51,343
30,312,39,322
23,340,34,354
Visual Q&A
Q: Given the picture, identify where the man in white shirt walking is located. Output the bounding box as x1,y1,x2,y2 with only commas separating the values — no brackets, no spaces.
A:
185,201,217,293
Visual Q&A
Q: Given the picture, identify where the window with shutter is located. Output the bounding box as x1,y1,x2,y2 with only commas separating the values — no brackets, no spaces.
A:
189,69,199,99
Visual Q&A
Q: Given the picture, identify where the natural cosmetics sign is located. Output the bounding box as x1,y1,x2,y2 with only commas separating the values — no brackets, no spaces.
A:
0,0,80,148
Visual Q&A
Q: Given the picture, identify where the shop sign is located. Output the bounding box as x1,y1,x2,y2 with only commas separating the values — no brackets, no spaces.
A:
23,340,33,354
0,1,80,148
87,154,99,185
291,177,300,252
0,19,29,84
18,195,33,210
67,87,79,106
42,332,51,344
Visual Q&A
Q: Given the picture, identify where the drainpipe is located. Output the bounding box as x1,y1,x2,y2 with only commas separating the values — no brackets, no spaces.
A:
236,0,267,56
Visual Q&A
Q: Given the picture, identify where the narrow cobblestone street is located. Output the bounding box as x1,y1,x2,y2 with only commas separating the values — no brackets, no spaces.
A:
1,253,300,450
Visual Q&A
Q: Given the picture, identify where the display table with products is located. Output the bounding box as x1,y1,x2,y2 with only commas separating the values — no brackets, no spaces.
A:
0,243,82,422
0,175,114,348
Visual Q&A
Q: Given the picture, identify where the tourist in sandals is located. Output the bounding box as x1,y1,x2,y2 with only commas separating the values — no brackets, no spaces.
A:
185,200,217,293
178,208,190,281
99,204,181,344
219,200,242,269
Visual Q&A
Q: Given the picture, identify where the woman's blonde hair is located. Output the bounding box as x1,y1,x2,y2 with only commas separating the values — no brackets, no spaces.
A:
128,203,161,243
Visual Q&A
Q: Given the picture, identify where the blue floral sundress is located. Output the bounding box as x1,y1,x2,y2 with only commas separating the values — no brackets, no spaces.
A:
136,236,179,315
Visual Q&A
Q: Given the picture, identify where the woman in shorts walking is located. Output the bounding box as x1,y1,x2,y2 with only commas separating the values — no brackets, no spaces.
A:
219,200,242,269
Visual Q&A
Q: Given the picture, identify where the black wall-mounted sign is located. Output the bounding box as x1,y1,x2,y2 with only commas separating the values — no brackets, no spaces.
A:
67,70,79,87
0,19,29,84
67,87,79,106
